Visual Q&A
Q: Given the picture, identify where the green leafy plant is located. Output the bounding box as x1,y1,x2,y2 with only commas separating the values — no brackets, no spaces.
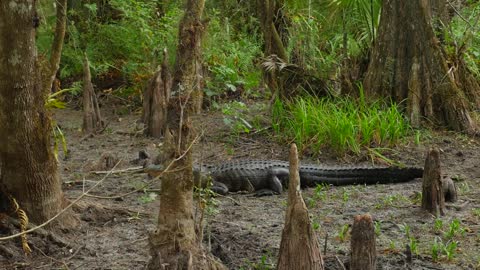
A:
376,194,409,209
443,240,459,261
313,183,330,202
431,237,443,262
444,219,465,239
409,237,419,255
337,224,350,242
241,253,275,270
473,208,480,218
388,240,397,251
399,223,411,239
434,218,444,234
374,220,382,236
139,192,157,203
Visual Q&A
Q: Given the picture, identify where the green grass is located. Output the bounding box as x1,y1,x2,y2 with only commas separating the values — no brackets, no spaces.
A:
272,95,412,156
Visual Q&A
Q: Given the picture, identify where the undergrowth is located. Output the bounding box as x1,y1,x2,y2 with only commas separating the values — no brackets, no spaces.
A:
272,94,411,157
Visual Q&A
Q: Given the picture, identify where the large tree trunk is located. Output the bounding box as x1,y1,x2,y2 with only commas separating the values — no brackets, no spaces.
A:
147,1,225,269
363,0,479,134
0,0,75,227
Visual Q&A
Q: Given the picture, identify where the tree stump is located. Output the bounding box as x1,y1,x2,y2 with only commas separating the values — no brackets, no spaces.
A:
82,53,104,133
143,49,171,138
421,148,445,216
277,144,324,270
350,214,376,270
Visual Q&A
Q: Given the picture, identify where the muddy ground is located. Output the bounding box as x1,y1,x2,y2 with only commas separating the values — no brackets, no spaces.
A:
1,100,479,269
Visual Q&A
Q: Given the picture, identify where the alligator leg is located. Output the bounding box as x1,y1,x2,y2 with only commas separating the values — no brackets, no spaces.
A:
211,182,229,195
255,172,285,196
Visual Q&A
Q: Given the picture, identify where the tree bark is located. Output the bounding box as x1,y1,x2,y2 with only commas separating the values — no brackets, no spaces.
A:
421,148,445,217
170,1,206,114
82,53,103,133
0,0,75,227
350,214,376,270
363,0,479,134
277,144,324,270
147,1,225,269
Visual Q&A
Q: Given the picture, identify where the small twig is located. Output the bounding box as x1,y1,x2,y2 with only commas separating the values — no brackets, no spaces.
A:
91,166,143,174
130,236,148,245
323,232,328,255
215,193,242,206
65,244,85,261
335,255,346,270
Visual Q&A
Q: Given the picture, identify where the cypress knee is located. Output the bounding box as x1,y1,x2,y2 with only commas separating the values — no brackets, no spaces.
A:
350,214,376,270
277,144,324,270
421,148,445,216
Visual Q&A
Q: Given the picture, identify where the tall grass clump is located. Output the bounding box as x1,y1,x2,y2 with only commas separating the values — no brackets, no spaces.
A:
272,96,411,156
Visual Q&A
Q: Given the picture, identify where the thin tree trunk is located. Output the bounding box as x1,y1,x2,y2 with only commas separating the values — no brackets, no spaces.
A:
277,144,324,270
258,0,289,98
363,0,479,134
44,0,68,93
147,1,225,268
0,0,75,227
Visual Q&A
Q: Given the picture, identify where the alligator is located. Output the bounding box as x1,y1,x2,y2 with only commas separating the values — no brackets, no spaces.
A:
144,159,424,196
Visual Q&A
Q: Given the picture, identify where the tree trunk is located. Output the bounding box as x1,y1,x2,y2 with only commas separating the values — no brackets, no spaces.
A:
170,1,205,114
277,144,324,270
350,214,376,270
143,50,171,138
147,1,225,269
0,0,75,227
82,53,104,133
363,0,479,134
421,148,445,216
257,0,289,98
44,0,68,93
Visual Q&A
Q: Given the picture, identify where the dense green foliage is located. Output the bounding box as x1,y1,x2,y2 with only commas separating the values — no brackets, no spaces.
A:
36,0,479,157
445,1,480,77
272,94,411,156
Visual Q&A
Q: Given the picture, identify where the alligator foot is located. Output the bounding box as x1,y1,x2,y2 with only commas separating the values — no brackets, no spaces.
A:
254,189,278,197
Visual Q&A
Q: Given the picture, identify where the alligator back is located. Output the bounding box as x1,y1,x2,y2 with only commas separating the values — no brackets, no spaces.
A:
195,159,424,193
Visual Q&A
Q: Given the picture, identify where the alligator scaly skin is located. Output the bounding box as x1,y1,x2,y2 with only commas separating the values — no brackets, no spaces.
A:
194,160,424,195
